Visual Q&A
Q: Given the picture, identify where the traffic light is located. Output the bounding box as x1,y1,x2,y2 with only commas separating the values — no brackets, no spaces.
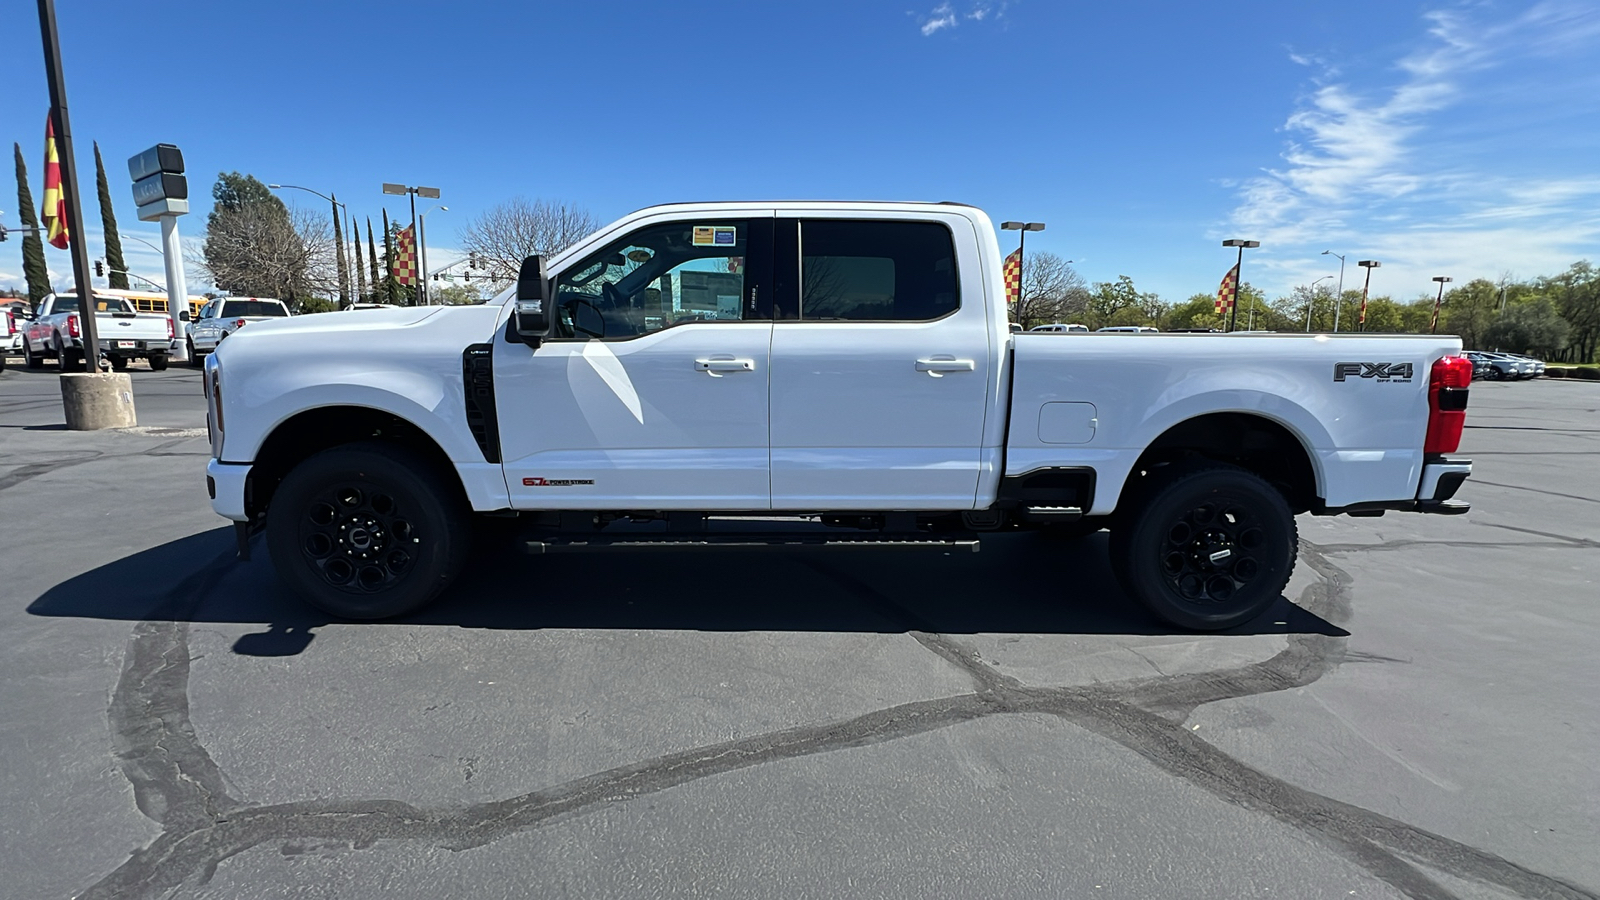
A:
94,260,104,277
0,224,8,242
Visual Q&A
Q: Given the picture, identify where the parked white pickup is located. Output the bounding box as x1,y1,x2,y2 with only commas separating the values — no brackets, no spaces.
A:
186,297,290,365
21,293,174,371
203,201,1474,629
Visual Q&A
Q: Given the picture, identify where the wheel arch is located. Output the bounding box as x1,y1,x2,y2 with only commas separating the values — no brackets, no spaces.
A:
245,405,467,520
1123,410,1323,514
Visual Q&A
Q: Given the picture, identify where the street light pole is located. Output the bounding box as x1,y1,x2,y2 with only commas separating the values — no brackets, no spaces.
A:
1321,250,1346,332
383,183,441,305
1000,221,1045,322
1222,239,1260,333
419,205,447,303
1431,276,1452,334
1357,260,1381,332
1307,275,1331,332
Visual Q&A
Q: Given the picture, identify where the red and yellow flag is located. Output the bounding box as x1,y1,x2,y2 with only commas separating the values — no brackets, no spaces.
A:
41,116,69,250
1215,263,1239,314
392,225,417,286
1003,247,1022,305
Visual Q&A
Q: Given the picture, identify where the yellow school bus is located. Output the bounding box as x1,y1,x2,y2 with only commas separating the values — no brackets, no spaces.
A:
97,288,207,319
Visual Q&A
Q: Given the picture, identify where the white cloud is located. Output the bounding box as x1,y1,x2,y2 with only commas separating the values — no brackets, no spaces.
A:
918,1,1010,36
1224,2,1600,297
920,3,957,36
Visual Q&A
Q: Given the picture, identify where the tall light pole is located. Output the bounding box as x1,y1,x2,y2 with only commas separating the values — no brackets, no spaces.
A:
1222,239,1260,333
1307,275,1332,332
383,183,440,305
270,184,354,303
419,205,447,303
1321,250,1346,332
1357,260,1381,331
1431,276,1452,334
1000,221,1045,315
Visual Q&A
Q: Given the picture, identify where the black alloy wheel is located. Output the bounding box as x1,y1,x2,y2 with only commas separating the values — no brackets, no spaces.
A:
266,442,469,619
1110,461,1296,631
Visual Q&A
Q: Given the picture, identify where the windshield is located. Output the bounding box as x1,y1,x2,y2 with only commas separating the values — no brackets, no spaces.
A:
221,300,288,318
51,296,132,314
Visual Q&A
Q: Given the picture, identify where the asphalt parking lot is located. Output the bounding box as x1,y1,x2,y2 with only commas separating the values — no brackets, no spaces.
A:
1,362,1596,900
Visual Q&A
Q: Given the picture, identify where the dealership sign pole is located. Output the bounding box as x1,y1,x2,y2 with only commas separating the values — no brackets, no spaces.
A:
128,144,190,362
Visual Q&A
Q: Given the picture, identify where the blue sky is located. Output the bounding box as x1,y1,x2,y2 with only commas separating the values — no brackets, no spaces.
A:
3,0,1597,303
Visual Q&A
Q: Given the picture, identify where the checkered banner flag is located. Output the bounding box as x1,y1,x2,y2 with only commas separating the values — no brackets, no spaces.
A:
1215,263,1239,314
1003,247,1022,305
392,225,417,286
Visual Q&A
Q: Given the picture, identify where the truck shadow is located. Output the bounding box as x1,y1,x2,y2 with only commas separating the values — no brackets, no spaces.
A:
27,525,1345,657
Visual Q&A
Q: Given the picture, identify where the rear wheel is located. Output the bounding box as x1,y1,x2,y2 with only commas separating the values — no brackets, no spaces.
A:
1109,462,1296,631
266,442,469,620
110,356,128,371
57,337,82,371
147,354,169,371
24,340,43,369
187,339,203,368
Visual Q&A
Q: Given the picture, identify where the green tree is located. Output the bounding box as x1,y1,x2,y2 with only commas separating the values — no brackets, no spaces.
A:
429,282,484,305
92,142,128,289
202,173,328,300
1161,293,1228,331
366,217,380,294
381,208,396,303
1535,262,1599,362
1439,279,1501,348
331,194,348,305
1483,297,1572,356
12,143,50,307
1087,275,1164,328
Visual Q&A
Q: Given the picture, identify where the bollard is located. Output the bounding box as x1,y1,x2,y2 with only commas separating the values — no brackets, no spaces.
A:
59,372,137,430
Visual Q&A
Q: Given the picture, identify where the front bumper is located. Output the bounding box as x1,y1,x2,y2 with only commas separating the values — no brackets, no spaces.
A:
207,459,251,521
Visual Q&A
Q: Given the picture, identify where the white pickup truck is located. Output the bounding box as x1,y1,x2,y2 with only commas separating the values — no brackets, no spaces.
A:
22,293,175,371
202,202,1473,629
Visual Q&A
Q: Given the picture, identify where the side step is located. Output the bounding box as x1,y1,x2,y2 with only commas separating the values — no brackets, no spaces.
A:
525,535,981,554
1022,505,1083,521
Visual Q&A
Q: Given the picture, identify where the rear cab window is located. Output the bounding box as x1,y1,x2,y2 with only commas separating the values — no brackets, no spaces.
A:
221,300,289,318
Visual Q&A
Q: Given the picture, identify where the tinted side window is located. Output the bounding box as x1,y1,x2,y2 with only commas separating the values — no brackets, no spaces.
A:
552,220,760,340
798,220,957,321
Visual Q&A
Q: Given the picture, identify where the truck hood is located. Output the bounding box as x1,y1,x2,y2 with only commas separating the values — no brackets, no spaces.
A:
230,305,446,338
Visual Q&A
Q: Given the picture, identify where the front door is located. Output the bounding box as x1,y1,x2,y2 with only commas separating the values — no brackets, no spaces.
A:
768,215,994,510
497,214,775,510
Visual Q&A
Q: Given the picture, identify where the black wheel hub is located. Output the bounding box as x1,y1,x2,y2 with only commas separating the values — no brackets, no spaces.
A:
1159,501,1265,604
298,483,417,593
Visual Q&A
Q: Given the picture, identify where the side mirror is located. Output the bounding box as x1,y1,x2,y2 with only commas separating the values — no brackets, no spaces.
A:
179,310,191,322
513,254,550,347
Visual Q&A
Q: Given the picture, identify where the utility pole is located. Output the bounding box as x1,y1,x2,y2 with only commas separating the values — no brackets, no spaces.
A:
1431,276,1452,334
37,0,103,370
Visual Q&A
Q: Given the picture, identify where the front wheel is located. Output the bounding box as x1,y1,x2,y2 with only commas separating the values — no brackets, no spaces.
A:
266,442,469,619
1109,462,1296,631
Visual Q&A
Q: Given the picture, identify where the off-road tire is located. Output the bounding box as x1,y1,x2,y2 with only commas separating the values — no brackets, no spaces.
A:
266,442,470,620
1109,461,1296,631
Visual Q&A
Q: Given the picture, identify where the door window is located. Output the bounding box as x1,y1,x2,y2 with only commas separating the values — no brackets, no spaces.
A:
791,220,959,321
552,220,763,340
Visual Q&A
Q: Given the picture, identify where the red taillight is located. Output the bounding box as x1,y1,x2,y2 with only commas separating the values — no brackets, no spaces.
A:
1424,355,1472,454
234,318,247,328
166,317,175,340
66,313,80,338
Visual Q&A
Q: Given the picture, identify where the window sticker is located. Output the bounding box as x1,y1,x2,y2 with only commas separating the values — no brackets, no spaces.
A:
692,225,738,247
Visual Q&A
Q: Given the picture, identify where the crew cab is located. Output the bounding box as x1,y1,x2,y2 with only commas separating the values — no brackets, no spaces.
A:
186,297,290,365
202,202,1474,630
22,293,175,371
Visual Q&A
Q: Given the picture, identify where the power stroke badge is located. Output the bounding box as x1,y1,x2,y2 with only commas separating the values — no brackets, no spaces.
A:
523,477,595,487
1334,362,1414,383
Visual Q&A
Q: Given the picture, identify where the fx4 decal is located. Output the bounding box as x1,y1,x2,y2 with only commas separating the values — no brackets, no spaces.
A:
1334,362,1414,383
523,477,595,487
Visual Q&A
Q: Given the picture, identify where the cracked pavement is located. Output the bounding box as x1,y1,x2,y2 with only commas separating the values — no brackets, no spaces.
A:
2,364,1596,899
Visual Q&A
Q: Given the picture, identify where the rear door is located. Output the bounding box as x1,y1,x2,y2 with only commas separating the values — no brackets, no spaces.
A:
768,214,994,509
